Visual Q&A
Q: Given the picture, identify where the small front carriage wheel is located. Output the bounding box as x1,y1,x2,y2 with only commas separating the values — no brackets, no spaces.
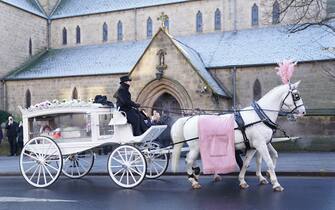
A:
143,142,169,179
20,136,63,188
108,145,146,188
62,150,95,179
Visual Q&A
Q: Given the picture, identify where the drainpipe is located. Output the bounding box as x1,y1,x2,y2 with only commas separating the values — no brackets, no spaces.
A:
134,8,138,41
47,18,51,49
2,80,7,111
232,66,237,110
233,0,237,33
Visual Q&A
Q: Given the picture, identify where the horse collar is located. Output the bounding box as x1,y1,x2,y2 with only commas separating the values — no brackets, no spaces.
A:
251,101,278,130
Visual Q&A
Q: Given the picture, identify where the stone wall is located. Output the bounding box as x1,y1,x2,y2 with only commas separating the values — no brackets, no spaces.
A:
0,2,47,79
5,75,122,115
211,61,335,110
50,0,305,48
50,0,225,48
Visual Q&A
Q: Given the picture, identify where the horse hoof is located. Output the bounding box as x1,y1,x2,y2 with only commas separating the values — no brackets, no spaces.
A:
239,183,249,189
192,183,201,189
273,186,284,192
213,175,222,182
259,179,269,185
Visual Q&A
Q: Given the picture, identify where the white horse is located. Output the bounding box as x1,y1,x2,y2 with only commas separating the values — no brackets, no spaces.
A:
170,81,305,192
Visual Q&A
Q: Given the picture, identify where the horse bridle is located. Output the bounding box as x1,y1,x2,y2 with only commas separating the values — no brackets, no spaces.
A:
281,84,304,114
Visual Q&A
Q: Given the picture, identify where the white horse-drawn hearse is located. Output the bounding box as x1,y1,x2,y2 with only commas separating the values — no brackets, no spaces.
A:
18,60,305,193
19,101,169,188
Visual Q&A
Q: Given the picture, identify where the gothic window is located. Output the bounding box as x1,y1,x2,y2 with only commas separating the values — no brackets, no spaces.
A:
117,21,123,41
76,25,81,44
72,87,78,100
252,3,259,26
25,89,31,108
147,17,153,38
272,1,280,24
253,79,262,100
29,38,32,56
164,19,169,30
103,22,108,42
196,11,203,32
62,27,67,45
214,8,221,30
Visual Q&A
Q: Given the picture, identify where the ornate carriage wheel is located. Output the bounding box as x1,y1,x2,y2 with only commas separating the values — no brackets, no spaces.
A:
143,142,169,179
108,145,146,188
20,137,63,188
62,150,95,179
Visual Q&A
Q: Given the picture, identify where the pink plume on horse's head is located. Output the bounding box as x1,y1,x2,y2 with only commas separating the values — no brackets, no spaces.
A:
275,60,297,84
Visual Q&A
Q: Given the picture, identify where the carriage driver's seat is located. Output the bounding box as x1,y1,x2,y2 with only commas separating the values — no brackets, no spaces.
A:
109,108,135,142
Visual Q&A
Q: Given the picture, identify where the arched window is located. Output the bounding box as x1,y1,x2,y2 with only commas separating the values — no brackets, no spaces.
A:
103,22,108,42
253,79,262,100
76,25,81,44
29,38,32,56
117,21,123,41
25,89,31,108
214,8,221,30
72,87,78,100
196,11,203,32
272,1,280,24
164,19,169,30
252,3,259,26
62,27,67,45
147,17,153,38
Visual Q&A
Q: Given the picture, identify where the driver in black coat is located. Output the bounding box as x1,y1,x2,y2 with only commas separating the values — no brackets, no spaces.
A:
114,76,148,136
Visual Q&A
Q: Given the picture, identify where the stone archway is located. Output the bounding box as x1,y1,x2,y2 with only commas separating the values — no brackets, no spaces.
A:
153,92,181,119
136,78,193,116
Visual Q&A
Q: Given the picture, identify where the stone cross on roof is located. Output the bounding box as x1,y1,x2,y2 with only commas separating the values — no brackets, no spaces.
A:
157,12,169,29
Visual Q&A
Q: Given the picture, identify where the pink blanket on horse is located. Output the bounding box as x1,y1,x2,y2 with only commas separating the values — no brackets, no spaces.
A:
198,114,238,174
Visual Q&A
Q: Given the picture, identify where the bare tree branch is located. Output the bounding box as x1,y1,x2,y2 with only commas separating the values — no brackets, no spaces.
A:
271,0,334,33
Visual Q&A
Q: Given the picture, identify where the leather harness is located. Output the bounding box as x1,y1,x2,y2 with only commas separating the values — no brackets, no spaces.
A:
234,101,279,150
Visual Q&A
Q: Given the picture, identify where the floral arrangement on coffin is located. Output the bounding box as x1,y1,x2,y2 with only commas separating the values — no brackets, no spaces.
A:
27,99,93,111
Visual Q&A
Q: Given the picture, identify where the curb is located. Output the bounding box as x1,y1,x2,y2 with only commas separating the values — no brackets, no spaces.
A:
1,172,334,177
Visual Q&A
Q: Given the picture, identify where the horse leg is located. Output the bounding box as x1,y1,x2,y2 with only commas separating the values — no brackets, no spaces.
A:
256,143,284,192
238,149,256,189
268,143,278,169
186,145,201,189
256,152,269,185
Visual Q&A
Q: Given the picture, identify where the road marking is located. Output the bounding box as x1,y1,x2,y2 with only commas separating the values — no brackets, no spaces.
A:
0,197,77,202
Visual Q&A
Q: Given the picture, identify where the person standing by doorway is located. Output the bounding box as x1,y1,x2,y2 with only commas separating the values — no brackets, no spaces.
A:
6,116,18,156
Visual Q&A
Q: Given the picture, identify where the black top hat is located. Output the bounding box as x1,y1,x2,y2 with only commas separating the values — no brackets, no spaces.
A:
120,75,132,83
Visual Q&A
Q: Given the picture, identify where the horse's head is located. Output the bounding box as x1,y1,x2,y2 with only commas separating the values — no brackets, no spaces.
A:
281,81,306,119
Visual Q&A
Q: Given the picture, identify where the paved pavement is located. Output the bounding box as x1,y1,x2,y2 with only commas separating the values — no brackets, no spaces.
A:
1,152,334,176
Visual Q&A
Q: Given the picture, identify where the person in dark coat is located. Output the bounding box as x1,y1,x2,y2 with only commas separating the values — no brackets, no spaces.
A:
5,116,18,156
114,76,148,136
16,121,24,155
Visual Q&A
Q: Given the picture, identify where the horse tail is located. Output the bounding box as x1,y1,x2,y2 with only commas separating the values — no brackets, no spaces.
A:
170,117,188,173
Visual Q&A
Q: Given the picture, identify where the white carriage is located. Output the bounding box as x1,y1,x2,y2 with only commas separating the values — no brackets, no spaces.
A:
19,101,169,188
